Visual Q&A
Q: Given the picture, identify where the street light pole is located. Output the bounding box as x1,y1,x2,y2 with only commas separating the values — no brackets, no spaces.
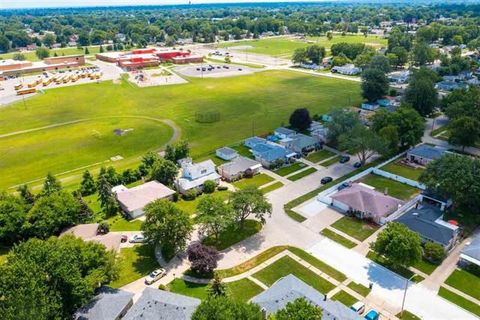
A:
400,274,416,318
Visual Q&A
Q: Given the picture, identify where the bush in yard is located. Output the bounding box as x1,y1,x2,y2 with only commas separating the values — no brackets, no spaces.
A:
208,274,227,297
274,297,322,320
217,185,228,191
423,242,445,264
187,242,219,276
203,180,216,194
192,296,262,320
184,189,198,201
98,221,110,234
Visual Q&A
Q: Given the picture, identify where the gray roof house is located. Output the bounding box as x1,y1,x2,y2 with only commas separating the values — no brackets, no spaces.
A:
282,133,320,154
74,287,134,320
244,136,267,149
396,204,459,250
250,274,362,320
123,288,200,320
217,156,262,181
274,127,297,139
251,142,297,168
215,147,238,161
460,233,480,267
407,144,448,165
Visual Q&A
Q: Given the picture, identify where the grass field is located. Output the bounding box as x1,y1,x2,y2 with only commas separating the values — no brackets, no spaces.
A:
331,216,379,241
0,46,102,62
347,282,371,297
412,258,438,275
274,162,307,176
0,70,361,191
361,174,421,201
321,155,341,167
306,149,336,163
261,181,284,194
110,244,158,288
219,35,387,58
320,228,357,249
233,173,274,189
445,269,480,300
438,287,480,317
176,190,231,216
253,255,335,294
381,161,425,181
203,219,262,250
332,290,357,307
287,167,317,181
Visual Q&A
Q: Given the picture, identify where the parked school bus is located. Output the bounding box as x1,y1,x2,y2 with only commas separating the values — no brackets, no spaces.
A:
16,88,36,95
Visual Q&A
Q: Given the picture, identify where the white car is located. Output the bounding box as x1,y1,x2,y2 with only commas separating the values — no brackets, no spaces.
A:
129,234,146,243
145,268,166,285
350,301,365,314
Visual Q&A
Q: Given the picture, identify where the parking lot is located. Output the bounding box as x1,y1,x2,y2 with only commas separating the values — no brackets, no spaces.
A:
174,63,255,78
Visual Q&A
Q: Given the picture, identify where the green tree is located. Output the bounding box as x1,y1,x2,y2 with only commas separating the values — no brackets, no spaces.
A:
16,184,35,205
192,296,262,320
404,75,437,117
367,54,391,73
448,116,480,151
12,53,25,61
306,45,326,64
424,242,445,264
391,46,409,67
97,175,118,217
289,108,312,131
197,195,234,241
142,199,193,259
391,106,425,148
292,47,308,64
43,33,56,47
80,170,96,196
361,68,389,102
208,274,227,297
231,186,272,230
274,298,323,320
325,108,362,145
0,35,10,53
371,222,422,269
203,180,216,194
35,47,50,59
164,140,190,163
24,191,81,239
40,172,62,196
0,193,27,245
412,41,435,66
84,47,90,54
339,125,387,165
149,158,178,186
0,235,118,319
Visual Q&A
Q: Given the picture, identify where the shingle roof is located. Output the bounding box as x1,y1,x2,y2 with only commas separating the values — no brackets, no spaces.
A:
123,288,200,320
245,136,267,148
275,127,296,136
331,183,404,218
408,144,447,161
287,134,318,149
74,287,134,320
217,156,261,176
116,181,175,212
396,205,456,246
250,275,361,320
216,147,238,157
461,234,480,264
252,142,295,162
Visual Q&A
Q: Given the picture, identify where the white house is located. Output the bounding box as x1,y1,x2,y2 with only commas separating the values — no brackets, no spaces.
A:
217,156,262,182
215,147,238,161
176,159,221,194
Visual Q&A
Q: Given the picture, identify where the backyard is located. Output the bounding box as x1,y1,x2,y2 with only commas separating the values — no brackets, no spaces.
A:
381,161,425,182
203,219,262,250
0,70,361,191
330,216,379,241
306,149,336,163
110,244,158,288
361,174,421,201
233,173,274,189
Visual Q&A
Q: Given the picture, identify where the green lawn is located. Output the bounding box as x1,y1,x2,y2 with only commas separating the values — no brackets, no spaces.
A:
233,173,274,189
331,290,357,307
320,228,357,249
216,246,289,278
321,155,341,167
253,255,335,294
219,34,386,58
261,181,284,194
0,46,102,61
347,282,371,297
412,258,439,276
396,310,421,320
366,251,424,283
361,174,421,201
438,287,480,317
176,190,231,216
380,161,425,182
287,167,317,181
274,162,307,176
306,149,336,163
445,269,480,300
230,144,254,159
287,247,347,282
203,219,262,250
168,277,263,302
331,216,379,241
0,70,361,191
107,215,143,232
110,244,159,288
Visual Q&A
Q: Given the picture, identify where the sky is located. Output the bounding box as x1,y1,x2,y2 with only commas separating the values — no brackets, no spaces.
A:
1,0,321,9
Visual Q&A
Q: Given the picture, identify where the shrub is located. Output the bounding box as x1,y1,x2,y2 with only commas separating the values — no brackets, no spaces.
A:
183,189,198,201
98,221,110,234
424,242,445,264
217,185,228,191
203,180,216,194
172,192,179,202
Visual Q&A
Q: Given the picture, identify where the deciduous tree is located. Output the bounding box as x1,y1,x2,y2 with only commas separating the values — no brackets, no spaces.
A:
274,298,323,320
231,186,272,230
361,68,389,103
339,125,387,165
197,195,234,241
289,108,312,131
149,158,178,186
80,170,96,196
187,242,219,275
192,296,262,320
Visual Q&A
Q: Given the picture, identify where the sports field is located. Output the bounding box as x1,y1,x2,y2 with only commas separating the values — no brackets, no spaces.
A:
0,46,101,61
219,34,387,58
0,70,361,190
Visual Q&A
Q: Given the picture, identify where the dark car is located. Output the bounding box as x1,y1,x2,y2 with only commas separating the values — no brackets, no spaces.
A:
338,182,351,191
321,176,333,184
339,155,350,163
353,161,362,168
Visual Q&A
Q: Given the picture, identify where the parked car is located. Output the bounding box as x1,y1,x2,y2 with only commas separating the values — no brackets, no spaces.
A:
338,182,351,191
364,309,379,320
321,176,333,184
129,234,146,243
353,161,362,168
339,155,350,163
145,268,167,285
351,301,365,314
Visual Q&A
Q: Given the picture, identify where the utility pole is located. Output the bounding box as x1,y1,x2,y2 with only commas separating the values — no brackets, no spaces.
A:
400,274,416,318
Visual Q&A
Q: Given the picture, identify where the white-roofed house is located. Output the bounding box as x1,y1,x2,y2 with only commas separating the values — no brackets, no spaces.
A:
176,159,221,195
215,147,238,161
217,156,262,182
114,180,176,218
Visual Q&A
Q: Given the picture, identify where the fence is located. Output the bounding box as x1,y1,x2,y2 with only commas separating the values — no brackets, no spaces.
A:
372,168,426,190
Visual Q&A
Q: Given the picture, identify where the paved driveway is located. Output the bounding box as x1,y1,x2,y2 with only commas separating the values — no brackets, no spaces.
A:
308,238,477,320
